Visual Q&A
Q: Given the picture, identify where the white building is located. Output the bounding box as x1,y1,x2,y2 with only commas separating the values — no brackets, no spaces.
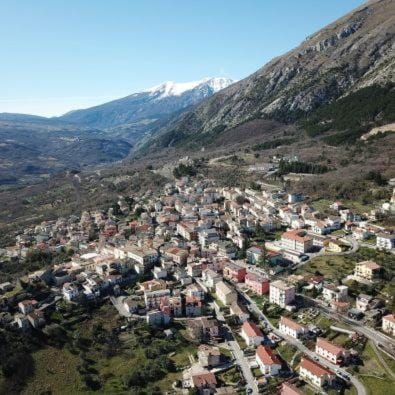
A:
382,314,395,336
278,316,305,339
202,269,222,288
322,284,348,304
269,280,295,308
281,229,313,253
198,228,220,248
152,266,167,279
376,233,395,250
315,337,349,365
215,281,237,306
256,345,282,376
62,282,81,301
299,358,334,389
241,320,264,347
114,244,158,266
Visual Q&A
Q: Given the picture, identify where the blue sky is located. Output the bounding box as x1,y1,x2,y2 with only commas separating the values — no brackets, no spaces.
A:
0,0,363,116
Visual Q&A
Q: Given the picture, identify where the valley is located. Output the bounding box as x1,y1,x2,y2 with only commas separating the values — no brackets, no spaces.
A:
0,1,394,394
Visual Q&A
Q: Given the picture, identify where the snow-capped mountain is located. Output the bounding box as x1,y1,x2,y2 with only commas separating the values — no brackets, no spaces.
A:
147,77,234,99
58,77,234,131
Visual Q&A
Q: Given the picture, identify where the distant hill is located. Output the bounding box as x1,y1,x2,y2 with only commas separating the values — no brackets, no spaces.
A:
0,120,131,186
0,113,49,123
144,0,394,150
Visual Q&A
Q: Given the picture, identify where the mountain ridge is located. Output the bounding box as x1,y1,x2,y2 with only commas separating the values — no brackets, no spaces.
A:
0,77,234,185
56,77,234,129
145,0,394,150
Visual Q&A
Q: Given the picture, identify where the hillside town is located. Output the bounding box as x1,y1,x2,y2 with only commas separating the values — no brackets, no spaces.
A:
1,173,394,395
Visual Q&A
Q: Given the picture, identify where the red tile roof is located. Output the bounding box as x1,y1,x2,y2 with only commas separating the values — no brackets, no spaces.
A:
280,316,304,332
166,247,189,257
192,372,217,388
282,229,312,243
383,313,395,324
300,357,333,377
242,320,263,338
316,337,345,355
357,260,381,270
256,345,281,366
281,382,304,395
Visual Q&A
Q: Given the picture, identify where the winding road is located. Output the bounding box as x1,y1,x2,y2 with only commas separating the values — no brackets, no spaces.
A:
239,289,367,395
301,294,395,358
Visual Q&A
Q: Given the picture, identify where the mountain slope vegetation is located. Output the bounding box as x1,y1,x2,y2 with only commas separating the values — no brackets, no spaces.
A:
302,83,395,145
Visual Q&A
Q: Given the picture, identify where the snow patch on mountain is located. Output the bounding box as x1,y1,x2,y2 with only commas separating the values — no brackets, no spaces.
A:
146,77,234,98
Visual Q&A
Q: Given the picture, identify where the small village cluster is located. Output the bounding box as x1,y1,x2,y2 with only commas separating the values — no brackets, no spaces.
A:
1,176,394,394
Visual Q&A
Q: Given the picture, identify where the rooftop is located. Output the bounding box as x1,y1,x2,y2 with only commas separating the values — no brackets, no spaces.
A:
316,337,345,355
383,313,395,323
256,345,281,366
191,372,217,388
282,229,312,243
242,320,263,338
271,280,294,291
280,316,304,331
216,281,235,296
356,260,381,270
300,357,333,377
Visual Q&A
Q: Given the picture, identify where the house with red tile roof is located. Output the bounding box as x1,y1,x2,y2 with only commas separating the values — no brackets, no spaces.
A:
354,261,382,281
164,247,189,265
299,357,335,389
280,381,304,395
281,229,313,253
279,316,306,339
255,345,282,376
191,372,217,393
315,337,350,365
241,320,264,347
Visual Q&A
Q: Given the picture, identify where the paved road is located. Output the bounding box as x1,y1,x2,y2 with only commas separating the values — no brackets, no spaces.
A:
209,301,259,395
239,289,367,395
302,294,395,357
359,241,395,255
341,236,359,255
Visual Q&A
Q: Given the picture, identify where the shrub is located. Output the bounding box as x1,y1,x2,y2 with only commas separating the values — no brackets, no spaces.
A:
252,138,296,151
173,163,196,178
278,160,329,175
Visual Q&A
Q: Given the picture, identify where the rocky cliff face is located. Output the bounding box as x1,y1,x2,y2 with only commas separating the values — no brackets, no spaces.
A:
150,0,394,147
